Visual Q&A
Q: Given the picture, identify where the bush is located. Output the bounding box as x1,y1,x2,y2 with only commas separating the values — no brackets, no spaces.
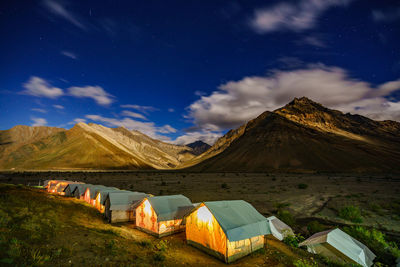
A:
283,233,304,248
153,251,165,262
298,183,308,189
277,209,295,226
307,220,325,234
338,206,362,223
293,259,318,267
155,240,168,252
221,183,229,189
343,226,400,265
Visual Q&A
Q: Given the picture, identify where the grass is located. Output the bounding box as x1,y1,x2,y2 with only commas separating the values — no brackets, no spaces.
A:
338,205,363,223
0,183,329,266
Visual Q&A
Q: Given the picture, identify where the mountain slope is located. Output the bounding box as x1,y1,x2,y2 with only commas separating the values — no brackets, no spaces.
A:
185,97,400,172
0,123,194,170
185,141,211,155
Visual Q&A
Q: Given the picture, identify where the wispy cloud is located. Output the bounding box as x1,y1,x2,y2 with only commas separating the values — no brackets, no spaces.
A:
250,0,352,33
68,118,86,125
43,0,87,30
85,114,176,140
120,104,158,114
168,108,175,112
121,110,147,120
31,108,47,113
22,76,64,98
372,8,400,23
68,86,114,106
187,64,400,131
53,104,64,109
31,117,47,126
171,130,221,146
61,50,77,59
297,35,327,48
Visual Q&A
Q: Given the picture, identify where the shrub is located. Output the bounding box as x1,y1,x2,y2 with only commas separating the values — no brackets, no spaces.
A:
293,259,318,267
155,240,168,252
307,220,325,234
139,240,153,248
221,183,229,189
283,233,304,248
277,209,295,226
298,183,308,189
343,226,400,265
161,181,166,186
338,206,362,223
153,251,165,262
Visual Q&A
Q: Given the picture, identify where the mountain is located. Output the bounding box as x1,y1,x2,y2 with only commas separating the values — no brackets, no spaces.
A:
0,123,195,170
185,141,211,155
184,97,400,172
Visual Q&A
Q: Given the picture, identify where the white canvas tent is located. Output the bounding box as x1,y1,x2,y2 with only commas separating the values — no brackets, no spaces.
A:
299,228,375,267
266,216,294,241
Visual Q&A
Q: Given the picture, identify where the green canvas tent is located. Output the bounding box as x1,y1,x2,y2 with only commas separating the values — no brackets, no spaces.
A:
299,228,375,267
186,200,271,263
135,195,194,237
104,191,150,223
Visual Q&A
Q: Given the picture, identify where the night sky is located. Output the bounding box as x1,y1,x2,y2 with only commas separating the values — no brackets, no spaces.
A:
1,0,399,144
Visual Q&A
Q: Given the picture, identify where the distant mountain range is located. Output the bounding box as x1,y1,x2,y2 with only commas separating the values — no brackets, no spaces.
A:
1,97,400,172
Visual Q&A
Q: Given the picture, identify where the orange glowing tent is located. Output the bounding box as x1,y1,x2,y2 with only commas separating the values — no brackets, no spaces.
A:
185,200,271,263
135,195,194,237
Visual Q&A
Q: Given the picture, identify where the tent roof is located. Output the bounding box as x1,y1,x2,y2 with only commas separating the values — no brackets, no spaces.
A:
266,216,294,241
101,190,130,205
146,195,193,221
94,188,122,204
202,200,271,242
64,183,82,193
299,228,376,267
84,185,109,199
108,191,149,211
57,181,82,192
73,184,93,196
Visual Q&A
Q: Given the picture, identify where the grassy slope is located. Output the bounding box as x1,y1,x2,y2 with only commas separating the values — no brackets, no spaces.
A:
0,184,325,266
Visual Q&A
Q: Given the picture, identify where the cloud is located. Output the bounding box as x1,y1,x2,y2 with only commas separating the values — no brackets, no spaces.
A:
250,0,352,33
31,117,47,126
172,131,222,146
297,35,327,48
68,86,114,106
68,118,86,125
187,64,400,131
53,104,64,109
43,0,87,30
31,108,47,113
22,76,64,98
61,50,77,59
85,115,176,140
120,104,158,114
121,110,147,120
168,108,175,112
372,8,400,22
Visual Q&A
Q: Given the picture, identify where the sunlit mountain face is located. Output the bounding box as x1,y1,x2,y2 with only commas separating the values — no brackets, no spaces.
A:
1,0,399,147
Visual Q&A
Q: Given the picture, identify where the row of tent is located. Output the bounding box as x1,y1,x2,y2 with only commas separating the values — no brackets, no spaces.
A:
44,180,376,266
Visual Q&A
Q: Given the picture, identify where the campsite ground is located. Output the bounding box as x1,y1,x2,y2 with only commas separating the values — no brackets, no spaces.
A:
2,171,400,234
0,183,323,266
1,172,400,265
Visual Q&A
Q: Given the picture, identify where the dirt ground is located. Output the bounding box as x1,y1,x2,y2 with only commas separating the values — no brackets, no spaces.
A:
1,171,400,236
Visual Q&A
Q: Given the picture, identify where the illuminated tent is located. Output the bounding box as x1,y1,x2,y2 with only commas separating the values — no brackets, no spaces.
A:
266,216,294,241
104,191,150,223
47,180,69,193
55,181,83,195
135,195,194,237
93,187,121,212
186,200,271,263
83,185,108,205
64,183,85,197
299,228,375,267
72,184,93,199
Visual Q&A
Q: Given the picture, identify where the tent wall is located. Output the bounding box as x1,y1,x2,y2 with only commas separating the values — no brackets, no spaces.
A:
226,235,264,263
158,219,184,237
83,188,91,204
94,193,105,213
136,200,159,235
186,204,227,260
307,243,355,265
104,197,135,223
